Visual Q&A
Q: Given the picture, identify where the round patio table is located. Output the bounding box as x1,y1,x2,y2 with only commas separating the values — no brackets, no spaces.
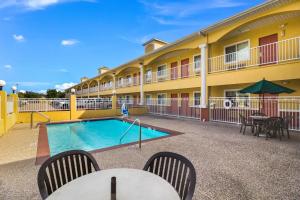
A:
47,168,181,200
249,115,269,136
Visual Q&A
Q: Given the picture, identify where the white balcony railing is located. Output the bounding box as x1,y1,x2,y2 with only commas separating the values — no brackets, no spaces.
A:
146,98,202,119
208,36,300,73
89,86,98,93
100,85,113,91
82,88,89,94
76,98,112,110
76,90,82,95
18,98,70,112
144,61,201,84
209,96,300,131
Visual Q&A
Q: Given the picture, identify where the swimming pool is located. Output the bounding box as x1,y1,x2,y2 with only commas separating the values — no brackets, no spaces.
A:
46,119,169,156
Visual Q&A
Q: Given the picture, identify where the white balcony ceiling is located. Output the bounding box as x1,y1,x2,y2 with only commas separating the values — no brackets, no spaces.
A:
221,11,300,41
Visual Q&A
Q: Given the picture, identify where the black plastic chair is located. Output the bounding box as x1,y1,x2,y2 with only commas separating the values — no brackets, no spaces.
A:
37,150,100,199
282,115,293,139
263,117,284,140
239,114,254,134
143,152,196,200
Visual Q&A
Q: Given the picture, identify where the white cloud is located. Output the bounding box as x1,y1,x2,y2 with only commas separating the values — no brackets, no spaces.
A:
0,0,97,10
13,34,25,42
61,39,79,46
19,90,26,93
4,64,12,70
139,0,246,24
55,82,76,91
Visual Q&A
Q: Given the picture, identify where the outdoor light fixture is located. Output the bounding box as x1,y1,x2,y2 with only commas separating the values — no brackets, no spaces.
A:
112,89,116,95
12,85,17,94
0,80,6,91
71,88,76,94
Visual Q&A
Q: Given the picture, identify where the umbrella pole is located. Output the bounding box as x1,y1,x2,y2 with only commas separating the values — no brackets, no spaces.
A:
262,93,265,114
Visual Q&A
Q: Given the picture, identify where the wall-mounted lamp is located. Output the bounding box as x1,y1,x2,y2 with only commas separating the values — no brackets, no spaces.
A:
280,23,287,37
0,80,6,91
112,89,116,95
71,88,76,94
11,85,17,94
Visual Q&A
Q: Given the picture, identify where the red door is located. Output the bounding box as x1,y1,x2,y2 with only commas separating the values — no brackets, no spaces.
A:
260,93,278,117
171,94,178,115
181,59,189,78
259,34,278,65
181,93,189,116
171,62,178,80
133,95,137,106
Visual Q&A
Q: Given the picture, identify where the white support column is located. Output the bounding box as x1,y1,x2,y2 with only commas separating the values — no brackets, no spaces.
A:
87,82,90,98
97,80,100,98
200,44,208,108
139,63,144,105
113,74,116,90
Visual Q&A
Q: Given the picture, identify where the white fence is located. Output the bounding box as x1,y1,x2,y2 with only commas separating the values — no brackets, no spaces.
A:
209,97,300,131
7,96,14,114
144,61,201,84
76,98,112,110
208,36,300,73
146,98,202,119
18,98,70,112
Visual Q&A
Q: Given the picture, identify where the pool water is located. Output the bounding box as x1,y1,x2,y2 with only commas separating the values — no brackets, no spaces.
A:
46,119,168,156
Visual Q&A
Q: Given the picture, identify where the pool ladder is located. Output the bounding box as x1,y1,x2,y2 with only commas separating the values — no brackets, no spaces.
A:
119,118,142,149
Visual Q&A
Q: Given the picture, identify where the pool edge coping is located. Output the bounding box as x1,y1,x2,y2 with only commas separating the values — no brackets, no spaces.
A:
36,117,184,165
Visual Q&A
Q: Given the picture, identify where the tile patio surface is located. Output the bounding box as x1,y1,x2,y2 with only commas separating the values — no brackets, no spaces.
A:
0,115,299,200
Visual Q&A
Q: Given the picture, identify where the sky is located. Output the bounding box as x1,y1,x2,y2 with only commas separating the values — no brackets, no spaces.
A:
0,0,265,93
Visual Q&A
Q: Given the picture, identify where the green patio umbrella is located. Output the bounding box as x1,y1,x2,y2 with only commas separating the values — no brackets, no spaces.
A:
239,78,295,113
239,79,295,94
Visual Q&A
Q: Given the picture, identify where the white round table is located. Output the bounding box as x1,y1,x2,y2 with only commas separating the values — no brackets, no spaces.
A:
47,168,181,200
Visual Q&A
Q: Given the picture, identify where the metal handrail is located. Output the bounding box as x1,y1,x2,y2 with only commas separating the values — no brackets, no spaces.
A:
119,118,142,149
31,111,51,129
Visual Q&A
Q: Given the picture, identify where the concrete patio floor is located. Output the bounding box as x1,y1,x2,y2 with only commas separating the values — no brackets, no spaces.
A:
0,115,299,200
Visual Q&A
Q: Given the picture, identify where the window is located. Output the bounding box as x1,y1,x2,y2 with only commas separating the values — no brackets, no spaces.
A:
118,77,124,86
194,92,201,106
108,81,112,87
118,96,124,104
157,65,167,77
225,41,249,63
145,70,152,82
157,94,167,105
145,95,152,105
126,95,132,104
225,90,250,107
126,75,132,85
194,55,201,72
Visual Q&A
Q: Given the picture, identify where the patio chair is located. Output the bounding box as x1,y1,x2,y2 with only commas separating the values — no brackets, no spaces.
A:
143,152,196,200
264,117,284,140
37,150,100,199
239,114,254,134
282,115,293,139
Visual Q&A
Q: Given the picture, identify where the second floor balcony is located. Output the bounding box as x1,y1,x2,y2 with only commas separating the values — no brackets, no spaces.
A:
89,86,98,93
116,76,140,88
208,36,300,73
144,61,201,84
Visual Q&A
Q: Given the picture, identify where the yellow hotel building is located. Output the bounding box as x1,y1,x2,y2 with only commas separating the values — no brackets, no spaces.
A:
69,0,300,128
